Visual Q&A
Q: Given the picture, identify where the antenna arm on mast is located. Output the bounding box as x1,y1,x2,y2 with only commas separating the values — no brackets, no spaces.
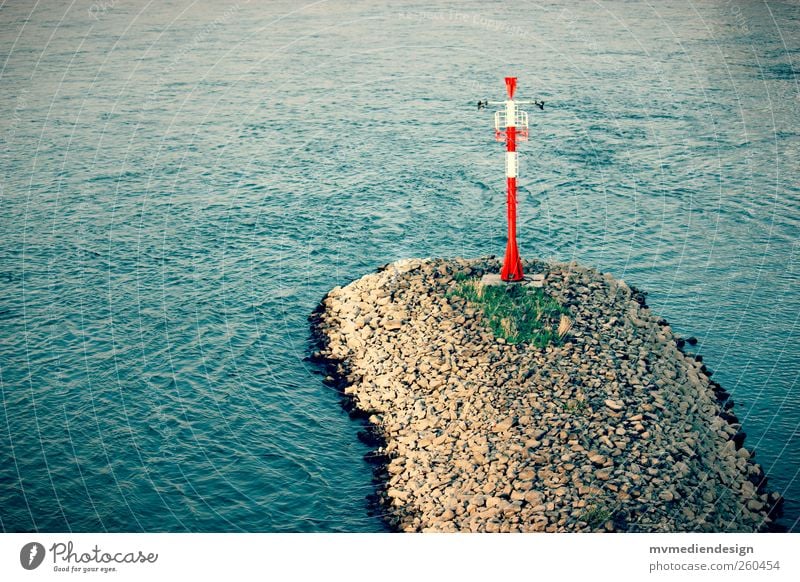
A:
515,100,545,109
477,99,506,110
477,99,544,110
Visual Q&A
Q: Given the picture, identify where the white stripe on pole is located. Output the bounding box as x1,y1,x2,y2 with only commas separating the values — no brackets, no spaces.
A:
506,151,517,178
505,100,516,127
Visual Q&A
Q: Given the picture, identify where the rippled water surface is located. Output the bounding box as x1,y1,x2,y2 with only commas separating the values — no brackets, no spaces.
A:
1,0,798,532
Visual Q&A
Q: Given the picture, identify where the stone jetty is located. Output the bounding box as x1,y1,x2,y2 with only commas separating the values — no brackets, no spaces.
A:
309,257,783,532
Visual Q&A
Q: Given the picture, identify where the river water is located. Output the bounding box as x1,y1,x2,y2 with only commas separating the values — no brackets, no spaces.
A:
1,0,798,532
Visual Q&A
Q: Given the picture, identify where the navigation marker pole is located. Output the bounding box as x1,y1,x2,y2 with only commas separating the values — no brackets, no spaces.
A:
478,77,544,282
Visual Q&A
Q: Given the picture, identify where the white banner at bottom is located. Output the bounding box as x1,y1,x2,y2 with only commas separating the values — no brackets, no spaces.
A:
1,532,798,581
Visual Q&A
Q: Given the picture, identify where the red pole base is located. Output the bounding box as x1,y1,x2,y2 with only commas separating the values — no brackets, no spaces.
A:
501,242,524,282
501,175,524,282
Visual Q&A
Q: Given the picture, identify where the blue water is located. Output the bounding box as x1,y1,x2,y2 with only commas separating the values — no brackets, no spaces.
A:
1,0,798,532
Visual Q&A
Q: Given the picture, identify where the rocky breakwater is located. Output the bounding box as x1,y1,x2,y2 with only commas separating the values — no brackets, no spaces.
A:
310,258,783,532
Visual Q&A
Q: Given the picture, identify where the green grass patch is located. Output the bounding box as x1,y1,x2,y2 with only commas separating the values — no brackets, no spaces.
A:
582,505,611,529
562,400,589,415
448,278,570,348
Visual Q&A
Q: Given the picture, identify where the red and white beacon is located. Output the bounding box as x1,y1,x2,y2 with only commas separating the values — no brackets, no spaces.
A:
478,77,544,282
